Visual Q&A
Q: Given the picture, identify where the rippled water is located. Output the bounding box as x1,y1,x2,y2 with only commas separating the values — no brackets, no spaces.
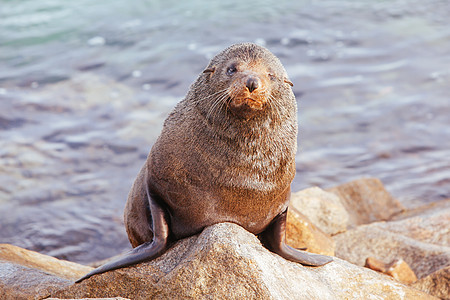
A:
1,0,449,264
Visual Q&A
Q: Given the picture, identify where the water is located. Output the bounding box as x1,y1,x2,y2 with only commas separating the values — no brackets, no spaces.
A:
1,0,449,264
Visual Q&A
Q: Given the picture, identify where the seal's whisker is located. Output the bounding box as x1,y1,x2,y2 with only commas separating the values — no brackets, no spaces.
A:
207,90,229,122
215,87,237,133
202,88,228,121
191,88,228,105
268,94,282,122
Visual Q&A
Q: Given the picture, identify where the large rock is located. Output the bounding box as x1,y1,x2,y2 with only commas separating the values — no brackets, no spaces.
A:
333,199,450,279
48,298,129,300
290,187,349,235
365,257,418,284
411,266,450,300
0,244,93,281
0,262,72,300
327,177,405,227
286,207,335,256
54,223,434,299
0,244,94,300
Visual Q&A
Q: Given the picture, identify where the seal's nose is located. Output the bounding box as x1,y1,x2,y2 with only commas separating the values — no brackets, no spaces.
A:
246,77,259,93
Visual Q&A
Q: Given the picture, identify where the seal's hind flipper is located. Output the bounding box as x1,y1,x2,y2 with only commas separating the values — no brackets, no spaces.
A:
259,209,333,266
75,238,166,283
76,185,170,283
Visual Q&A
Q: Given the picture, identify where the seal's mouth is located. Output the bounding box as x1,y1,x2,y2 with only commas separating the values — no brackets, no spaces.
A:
227,96,266,120
231,97,264,110
225,74,268,119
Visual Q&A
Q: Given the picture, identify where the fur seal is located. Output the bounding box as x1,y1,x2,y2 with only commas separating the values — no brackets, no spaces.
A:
77,43,332,282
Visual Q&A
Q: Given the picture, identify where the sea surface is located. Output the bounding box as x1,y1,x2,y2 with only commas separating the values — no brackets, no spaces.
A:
1,0,449,264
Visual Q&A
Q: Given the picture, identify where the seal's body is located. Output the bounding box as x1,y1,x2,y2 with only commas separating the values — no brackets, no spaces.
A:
77,43,332,283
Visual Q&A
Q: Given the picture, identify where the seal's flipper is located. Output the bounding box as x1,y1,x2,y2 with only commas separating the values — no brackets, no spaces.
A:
260,209,333,266
76,189,170,283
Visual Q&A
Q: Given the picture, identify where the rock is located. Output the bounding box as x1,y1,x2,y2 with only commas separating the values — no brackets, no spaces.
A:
327,177,405,227
290,187,349,235
365,257,418,284
48,298,129,300
0,244,93,281
389,199,450,247
0,244,94,299
411,266,450,300
391,198,450,222
54,223,434,299
0,261,72,300
286,207,335,256
385,259,418,284
333,199,450,279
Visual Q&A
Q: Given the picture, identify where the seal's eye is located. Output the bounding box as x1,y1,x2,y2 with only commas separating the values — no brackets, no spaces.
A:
226,65,237,76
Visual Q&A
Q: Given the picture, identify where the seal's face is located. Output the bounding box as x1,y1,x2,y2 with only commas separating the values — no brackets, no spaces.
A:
223,59,271,119
202,43,294,121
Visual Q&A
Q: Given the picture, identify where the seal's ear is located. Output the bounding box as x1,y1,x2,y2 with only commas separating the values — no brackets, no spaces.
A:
203,66,216,79
284,78,294,87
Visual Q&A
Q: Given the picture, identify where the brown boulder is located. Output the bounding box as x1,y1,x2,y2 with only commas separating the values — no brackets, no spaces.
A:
365,257,418,284
286,207,335,256
333,199,450,279
0,243,94,299
53,223,434,299
411,266,450,300
290,187,349,235
0,261,72,300
48,298,129,300
390,199,450,247
327,177,405,227
0,244,93,281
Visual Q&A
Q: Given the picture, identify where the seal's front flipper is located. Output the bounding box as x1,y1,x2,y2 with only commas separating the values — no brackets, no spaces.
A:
76,191,170,283
259,209,333,266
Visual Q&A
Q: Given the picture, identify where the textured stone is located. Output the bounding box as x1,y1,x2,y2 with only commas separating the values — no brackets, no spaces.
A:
327,177,405,227
390,199,450,247
333,199,450,279
0,244,93,281
412,266,450,300
365,257,418,284
0,261,71,300
286,207,335,256
290,187,349,235
53,223,434,299
48,298,129,300
0,244,95,299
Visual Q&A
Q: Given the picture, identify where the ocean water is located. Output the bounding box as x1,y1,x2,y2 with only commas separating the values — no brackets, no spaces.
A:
0,0,449,264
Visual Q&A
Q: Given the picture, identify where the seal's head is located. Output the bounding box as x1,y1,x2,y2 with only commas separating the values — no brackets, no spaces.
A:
194,43,294,121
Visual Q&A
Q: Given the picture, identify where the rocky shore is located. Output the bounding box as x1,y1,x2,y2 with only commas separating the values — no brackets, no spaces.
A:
1,177,448,299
